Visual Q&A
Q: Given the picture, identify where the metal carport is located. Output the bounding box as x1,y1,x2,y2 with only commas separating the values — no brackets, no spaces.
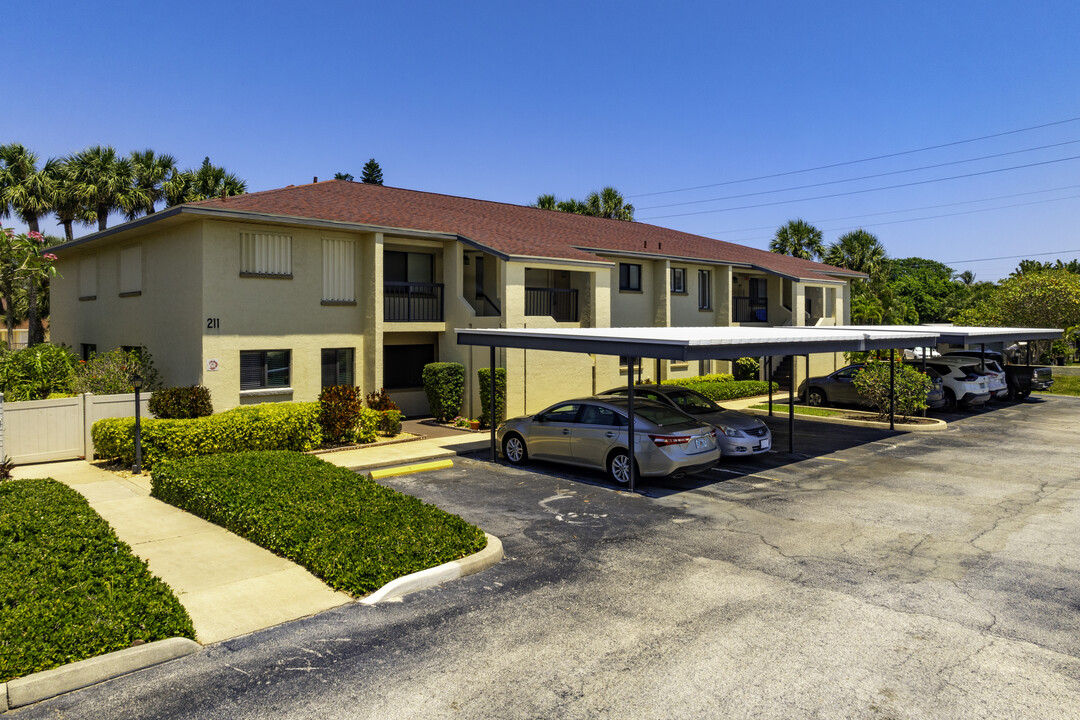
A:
456,326,942,492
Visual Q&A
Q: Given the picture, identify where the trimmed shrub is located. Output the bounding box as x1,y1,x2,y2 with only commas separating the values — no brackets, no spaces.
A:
92,402,323,470
422,362,464,423
661,373,734,387
365,387,400,412
149,386,213,419
0,343,77,400
378,409,403,435
734,357,760,381
853,362,931,420
477,367,506,429
356,407,380,443
319,385,365,443
150,452,488,595
0,479,194,683
669,379,779,402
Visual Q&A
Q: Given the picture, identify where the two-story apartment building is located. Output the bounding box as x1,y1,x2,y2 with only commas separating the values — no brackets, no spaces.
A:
49,181,865,418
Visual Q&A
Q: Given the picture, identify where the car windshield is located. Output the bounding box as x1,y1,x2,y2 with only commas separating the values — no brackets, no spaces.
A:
664,389,720,414
635,405,696,427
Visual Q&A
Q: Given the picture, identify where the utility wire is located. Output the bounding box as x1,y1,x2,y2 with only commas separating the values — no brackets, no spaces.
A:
639,155,1080,220
627,115,1080,198
638,139,1080,210
943,248,1080,265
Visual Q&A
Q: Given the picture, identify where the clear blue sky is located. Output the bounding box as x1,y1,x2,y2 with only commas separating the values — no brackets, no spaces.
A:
7,1,1080,280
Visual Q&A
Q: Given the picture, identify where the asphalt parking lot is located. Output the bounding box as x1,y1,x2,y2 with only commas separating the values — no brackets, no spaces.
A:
17,395,1080,720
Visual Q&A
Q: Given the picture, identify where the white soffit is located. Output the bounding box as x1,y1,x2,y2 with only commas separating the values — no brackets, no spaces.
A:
455,325,943,361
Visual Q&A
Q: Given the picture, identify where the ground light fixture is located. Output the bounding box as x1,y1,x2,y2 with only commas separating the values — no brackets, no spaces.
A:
132,372,144,474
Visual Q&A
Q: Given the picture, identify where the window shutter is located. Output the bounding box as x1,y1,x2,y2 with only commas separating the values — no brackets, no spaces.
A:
322,238,356,301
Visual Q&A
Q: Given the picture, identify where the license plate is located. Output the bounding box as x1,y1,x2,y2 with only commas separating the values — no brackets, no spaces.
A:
695,437,709,449
758,439,770,451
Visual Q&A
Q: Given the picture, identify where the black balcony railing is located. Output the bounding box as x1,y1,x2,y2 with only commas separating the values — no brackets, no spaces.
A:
733,296,768,323
384,282,444,322
525,287,579,322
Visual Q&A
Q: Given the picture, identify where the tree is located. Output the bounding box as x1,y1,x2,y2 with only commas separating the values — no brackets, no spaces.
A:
1012,258,1080,276
956,269,1080,331
361,159,383,185
955,270,976,285
334,172,354,181
887,257,959,323
770,219,824,261
128,149,177,218
164,157,247,206
66,145,143,231
824,229,888,278
50,159,95,242
531,187,634,220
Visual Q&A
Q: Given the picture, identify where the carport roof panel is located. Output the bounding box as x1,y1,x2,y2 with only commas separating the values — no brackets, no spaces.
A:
455,326,943,361
806,324,1064,345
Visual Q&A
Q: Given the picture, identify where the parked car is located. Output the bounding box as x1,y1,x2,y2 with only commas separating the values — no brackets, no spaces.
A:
907,359,991,411
942,350,1053,400
942,352,1007,399
497,397,720,483
798,363,945,411
596,384,772,456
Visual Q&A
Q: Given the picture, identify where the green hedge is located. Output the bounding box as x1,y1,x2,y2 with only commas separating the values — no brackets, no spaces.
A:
0,479,194,683
661,372,734,386
92,402,323,470
423,362,465,423
149,385,213,419
151,452,488,595
663,379,779,402
477,367,506,429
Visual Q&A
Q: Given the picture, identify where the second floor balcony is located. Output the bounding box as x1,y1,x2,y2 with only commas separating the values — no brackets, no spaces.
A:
733,296,768,323
384,281,444,322
525,287,579,322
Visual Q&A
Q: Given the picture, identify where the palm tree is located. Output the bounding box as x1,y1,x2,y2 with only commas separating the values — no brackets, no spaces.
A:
128,149,177,218
66,145,143,231
334,172,354,181
164,157,247,206
955,270,976,285
823,229,888,277
770,219,824,261
532,193,558,210
50,158,96,242
584,186,635,221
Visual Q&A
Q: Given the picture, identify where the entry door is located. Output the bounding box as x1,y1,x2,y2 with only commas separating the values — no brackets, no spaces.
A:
528,403,580,461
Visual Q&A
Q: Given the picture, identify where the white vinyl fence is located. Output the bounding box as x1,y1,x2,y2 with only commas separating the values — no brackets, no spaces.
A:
0,392,150,465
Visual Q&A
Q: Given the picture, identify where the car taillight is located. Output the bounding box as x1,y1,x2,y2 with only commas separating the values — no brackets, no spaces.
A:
649,434,691,447
963,373,980,382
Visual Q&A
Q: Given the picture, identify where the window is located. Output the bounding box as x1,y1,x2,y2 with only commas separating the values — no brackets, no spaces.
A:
539,404,580,423
670,267,686,293
579,405,624,426
240,350,291,390
698,269,711,309
120,246,141,295
619,263,641,292
79,256,97,299
322,238,356,302
383,344,435,389
241,231,292,276
321,348,355,387
384,251,434,283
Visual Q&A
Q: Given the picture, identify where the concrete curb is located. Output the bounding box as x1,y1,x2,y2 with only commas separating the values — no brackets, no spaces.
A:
369,459,455,480
742,407,948,432
361,532,504,604
343,440,489,473
3,637,200,710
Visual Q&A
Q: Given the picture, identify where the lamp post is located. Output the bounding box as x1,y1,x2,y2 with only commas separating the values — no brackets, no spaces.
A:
132,373,144,474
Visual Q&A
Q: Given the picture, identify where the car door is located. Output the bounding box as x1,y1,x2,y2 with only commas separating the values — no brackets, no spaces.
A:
828,365,864,404
527,403,580,461
570,403,626,469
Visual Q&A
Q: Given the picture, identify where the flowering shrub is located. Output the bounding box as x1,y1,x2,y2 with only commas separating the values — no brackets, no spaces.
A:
73,348,161,395
452,415,471,428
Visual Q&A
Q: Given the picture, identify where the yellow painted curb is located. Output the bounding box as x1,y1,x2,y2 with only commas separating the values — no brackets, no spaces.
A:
369,459,454,479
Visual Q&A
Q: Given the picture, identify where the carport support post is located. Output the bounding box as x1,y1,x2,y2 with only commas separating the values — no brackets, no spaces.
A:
628,356,637,493
921,348,928,417
490,345,497,463
980,343,986,371
889,351,896,431
788,355,795,454
767,356,774,416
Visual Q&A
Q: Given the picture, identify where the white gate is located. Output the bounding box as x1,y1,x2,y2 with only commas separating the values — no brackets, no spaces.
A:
2,393,151,465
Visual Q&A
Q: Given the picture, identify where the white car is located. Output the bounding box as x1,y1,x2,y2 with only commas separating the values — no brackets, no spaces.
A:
920,358,992,411
942,352,1008,400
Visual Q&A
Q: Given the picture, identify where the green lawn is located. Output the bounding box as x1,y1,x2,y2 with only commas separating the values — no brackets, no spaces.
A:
0,479,194,684
151,451,488,596
749,403,842,417
1036,375,1080,397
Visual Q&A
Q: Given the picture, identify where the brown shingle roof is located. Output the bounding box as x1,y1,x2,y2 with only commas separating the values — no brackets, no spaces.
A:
192,181,864,282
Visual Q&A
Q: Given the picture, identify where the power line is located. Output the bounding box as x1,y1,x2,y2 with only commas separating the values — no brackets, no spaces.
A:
639,154,1080,220
627,115,1080,199
943,249,1080,265
638,139,1080,211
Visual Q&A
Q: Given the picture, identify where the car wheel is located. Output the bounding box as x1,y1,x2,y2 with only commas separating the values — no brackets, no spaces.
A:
607,450,634,484
942,388,957,412
807,389,826,407
502,434,528,465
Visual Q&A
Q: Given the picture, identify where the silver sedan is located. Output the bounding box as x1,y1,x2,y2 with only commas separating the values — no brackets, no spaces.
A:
598,385,772,457
496,397,720,484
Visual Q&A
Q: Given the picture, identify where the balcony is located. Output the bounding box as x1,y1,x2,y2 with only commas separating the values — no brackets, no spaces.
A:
525,287,579,322
733,296,768,323
384,282,444,322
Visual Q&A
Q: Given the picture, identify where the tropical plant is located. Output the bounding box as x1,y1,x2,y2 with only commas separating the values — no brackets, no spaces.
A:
334,172,354,181
66,145,144,231
163,157,246,206
0,342,77,400
361,158,383,185
824,229,888,277
73,347,161,395
531,186,634,220
770,219,824,261
127,149,177,218
49,159,95,242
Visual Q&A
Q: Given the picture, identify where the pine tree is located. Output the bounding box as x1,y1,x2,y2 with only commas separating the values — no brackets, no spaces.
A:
361,159,383,185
